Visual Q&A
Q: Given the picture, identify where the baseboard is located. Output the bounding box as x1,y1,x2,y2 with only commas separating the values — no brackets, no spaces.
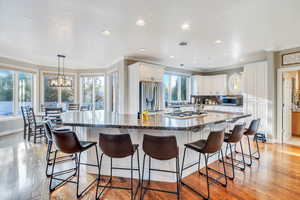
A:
0,129,23,137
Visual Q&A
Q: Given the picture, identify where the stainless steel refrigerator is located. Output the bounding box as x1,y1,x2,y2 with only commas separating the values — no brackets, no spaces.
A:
139,81,163,112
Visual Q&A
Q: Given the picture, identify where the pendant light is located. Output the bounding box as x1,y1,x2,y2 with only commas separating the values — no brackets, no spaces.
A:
48,54,72,87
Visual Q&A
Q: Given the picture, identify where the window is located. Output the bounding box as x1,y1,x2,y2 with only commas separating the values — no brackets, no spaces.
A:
81,77,93,109
0,69,34,117
18,72,33,114
44,75,58,107
0,69,13,116
111,71,119,112
80,76,105,110
43,74,75,110
163,73,190,105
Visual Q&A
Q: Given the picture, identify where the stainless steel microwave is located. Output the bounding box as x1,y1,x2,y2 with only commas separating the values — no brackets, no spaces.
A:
220,96,243,106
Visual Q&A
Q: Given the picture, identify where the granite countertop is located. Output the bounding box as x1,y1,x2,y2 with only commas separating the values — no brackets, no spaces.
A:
167,104,243,108
61,110,251,131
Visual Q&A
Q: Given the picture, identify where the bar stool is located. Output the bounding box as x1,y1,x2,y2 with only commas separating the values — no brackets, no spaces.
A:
235,119,261,166
96,134,140,200
44,121,74,177
221,123,246,180
140,134,180,200
49,130,100,198
181,130,227,200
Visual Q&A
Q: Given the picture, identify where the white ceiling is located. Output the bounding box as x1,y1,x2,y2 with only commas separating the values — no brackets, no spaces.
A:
0,0,300,70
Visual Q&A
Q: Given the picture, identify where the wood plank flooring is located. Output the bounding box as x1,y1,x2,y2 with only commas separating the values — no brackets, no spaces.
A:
1,133,300,200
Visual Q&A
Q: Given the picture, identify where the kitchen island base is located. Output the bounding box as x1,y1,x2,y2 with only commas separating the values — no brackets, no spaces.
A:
85,125,227,182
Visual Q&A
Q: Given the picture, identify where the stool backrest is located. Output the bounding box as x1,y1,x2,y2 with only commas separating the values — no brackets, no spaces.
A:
52,130,81,154
202,130,225,153
44,121,53,141
245,119,260,135
45,107,63,125
99,134,134,158
227,123,246,143
68,104,79,111
143,134,178,160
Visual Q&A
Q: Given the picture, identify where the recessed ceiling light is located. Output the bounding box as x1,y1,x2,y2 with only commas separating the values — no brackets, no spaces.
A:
136,19,146,26
102,30,111,36
181,23,190,31
170,55,175,58
139,48,146,52
215,40,222,44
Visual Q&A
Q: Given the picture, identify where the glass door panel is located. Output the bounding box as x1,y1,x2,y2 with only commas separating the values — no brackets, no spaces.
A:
94,76,105,110
18,72,33,114
81,77,93,110
44,75,58,108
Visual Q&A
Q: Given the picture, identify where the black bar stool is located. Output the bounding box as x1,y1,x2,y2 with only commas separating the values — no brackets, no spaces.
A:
96,133,140,200
235,119,261,166
44,121,74,177
49,130,100,198
221,123,246,180
140,134,180,200
181,129,227,200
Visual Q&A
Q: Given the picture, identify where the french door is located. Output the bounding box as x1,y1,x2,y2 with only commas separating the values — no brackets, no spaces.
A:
80,76,105,110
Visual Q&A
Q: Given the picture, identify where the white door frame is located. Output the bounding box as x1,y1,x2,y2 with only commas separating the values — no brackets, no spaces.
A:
277,65,300,143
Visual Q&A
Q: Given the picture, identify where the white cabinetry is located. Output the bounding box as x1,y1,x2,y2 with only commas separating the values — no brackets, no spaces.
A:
204,105,243,113
137,62,164,82
192,74,227,95
243,61,270,136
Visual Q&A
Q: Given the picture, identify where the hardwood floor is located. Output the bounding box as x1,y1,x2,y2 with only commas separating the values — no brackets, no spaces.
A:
1,132,300,200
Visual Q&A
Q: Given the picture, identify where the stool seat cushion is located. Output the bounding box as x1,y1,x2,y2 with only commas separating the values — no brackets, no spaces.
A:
80,141,97,151
185,140,206,152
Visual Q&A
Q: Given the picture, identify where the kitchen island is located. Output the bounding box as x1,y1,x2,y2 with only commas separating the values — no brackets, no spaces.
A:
61,110,251,182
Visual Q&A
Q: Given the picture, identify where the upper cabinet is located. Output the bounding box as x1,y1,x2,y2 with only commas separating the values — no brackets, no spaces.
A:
130,62,165,82
192,74,227,95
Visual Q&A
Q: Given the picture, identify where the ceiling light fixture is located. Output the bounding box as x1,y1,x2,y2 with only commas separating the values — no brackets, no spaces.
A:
136,19,146,26
139,48,146,52
215,40,222,44
170,55,175,58
102,30,111,36
48,55,72,88
181,23,190,31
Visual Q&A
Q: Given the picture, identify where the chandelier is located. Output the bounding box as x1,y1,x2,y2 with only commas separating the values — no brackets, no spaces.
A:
48,54,72,87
